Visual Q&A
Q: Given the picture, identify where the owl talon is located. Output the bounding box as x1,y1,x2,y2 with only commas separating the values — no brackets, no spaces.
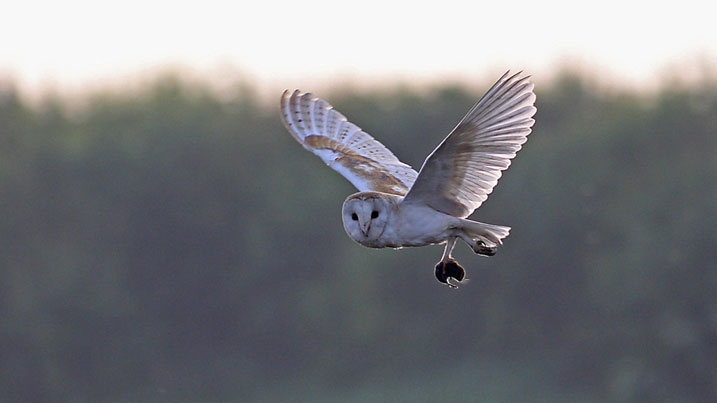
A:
434,258,466,288
473,241,498,256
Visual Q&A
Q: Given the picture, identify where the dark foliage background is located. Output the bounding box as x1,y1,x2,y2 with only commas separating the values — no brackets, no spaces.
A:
0,71,715,401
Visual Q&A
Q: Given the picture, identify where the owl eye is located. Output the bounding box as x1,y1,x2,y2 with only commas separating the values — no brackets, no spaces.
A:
371,211,379,219
351,213,359,221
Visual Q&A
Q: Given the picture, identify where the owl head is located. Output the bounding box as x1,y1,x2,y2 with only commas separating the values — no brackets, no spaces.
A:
341,192,393,246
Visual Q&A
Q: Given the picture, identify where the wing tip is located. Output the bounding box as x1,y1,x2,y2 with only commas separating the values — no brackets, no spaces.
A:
279,89,317,134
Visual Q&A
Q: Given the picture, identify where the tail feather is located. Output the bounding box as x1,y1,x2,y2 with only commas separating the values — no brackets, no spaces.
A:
460,219,511,245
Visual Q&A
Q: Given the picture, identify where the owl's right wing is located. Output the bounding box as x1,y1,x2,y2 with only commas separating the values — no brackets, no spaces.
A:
280,90,418,196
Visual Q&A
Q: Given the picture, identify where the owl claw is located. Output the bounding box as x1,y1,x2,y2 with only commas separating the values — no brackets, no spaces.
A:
434,258,466,288
473,241,498,256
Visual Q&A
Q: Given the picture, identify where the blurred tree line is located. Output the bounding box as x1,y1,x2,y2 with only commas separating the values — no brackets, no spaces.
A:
0,71,714,402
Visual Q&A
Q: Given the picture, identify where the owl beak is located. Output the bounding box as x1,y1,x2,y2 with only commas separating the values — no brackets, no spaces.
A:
360,222,370,237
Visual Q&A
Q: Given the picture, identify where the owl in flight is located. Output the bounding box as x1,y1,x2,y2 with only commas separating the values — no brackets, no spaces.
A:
280,71,536,288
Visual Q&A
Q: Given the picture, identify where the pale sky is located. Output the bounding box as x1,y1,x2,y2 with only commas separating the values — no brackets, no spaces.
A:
1,0,715,98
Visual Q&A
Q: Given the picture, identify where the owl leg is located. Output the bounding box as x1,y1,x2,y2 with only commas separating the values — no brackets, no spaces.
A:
434,237,466,288
440,237,456,261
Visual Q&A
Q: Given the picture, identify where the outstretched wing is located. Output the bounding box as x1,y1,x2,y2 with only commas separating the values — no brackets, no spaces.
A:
280,90,418,195
402,71,537,217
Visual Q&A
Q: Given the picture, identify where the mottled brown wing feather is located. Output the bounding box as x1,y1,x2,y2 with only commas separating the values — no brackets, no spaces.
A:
280,90,418,195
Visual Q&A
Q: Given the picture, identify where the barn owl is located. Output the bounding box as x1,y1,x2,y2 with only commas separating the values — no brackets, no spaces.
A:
280,71,536,288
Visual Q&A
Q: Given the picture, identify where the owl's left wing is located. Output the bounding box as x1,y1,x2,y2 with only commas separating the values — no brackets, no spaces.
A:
280,90,418,195
402,71,537,217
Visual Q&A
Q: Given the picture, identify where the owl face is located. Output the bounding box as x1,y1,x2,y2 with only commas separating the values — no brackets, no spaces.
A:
341,193,392,246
